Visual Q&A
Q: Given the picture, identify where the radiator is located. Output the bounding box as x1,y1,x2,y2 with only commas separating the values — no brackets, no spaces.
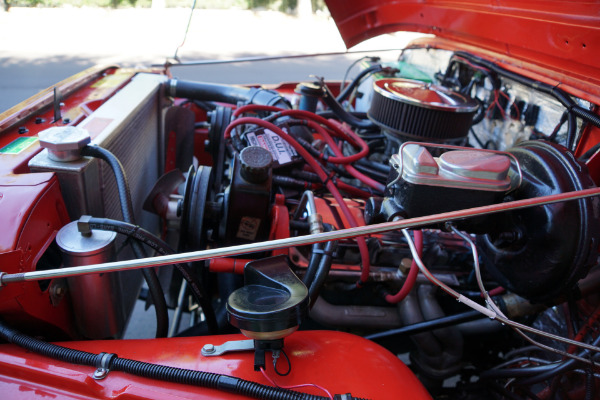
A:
29,73,167,338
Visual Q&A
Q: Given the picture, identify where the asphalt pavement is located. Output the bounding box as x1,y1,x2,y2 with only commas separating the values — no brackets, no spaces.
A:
0,7,421,113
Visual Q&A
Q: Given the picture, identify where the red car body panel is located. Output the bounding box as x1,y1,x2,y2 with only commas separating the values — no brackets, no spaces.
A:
326,0,600,86
0,331,431,400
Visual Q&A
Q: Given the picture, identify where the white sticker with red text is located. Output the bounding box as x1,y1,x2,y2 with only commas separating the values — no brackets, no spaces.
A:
246,129,297,165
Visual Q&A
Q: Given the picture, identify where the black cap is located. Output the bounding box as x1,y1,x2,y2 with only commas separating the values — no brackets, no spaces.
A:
240,146,272,183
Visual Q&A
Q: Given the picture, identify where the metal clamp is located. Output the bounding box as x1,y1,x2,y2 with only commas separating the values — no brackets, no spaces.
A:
93,352,117,380
201,339,254,357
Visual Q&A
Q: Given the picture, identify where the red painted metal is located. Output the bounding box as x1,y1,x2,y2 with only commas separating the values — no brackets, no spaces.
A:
0,67,138,341
209,258,249,274
325,0,600,97
0,67,135,177
0,177,75,339
268,193,290,257
0,331,431,399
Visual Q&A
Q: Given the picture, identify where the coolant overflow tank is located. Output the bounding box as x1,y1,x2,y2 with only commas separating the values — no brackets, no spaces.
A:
56,221,126,339
387,144,513,219
227,255,308,340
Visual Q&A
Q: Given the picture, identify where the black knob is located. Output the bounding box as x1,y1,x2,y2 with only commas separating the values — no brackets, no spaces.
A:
240,146,272,183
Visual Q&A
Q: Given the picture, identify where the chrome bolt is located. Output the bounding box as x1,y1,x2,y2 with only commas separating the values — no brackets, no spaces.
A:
93,368,109,380
202,344,215,354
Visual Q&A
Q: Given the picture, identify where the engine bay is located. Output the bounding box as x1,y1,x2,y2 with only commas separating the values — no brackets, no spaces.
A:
1,43,600,399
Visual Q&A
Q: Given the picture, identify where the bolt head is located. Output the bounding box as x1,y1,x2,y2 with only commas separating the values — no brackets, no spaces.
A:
202,344,215,353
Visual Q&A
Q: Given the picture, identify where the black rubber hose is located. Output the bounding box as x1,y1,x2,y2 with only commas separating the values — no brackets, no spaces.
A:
572,105,600,129
0,320,97,365
566,111,577,151
302,243,324,288
321,84,376,129
290,170,322,183
317,110,369,120
82,217,218,335
308,240,337,307
273,175,316,191
355,158,390,174
176,302,232,337
336,64,384,103
167,79,291,109
579,142,600,161
365,310,483,341
0,319,367,400
81,145,169,338
352,163,388,183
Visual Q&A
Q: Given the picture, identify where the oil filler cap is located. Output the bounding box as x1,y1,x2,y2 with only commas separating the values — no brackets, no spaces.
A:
227,255,308,340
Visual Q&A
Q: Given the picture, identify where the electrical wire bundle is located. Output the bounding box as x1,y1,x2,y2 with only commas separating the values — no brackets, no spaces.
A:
396,223,600,399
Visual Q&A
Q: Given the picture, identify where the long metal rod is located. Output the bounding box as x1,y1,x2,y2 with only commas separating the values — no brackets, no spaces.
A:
158,48,400,68
1,187,599,285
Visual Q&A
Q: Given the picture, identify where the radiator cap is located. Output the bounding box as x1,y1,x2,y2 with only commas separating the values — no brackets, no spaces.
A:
38,126,91,162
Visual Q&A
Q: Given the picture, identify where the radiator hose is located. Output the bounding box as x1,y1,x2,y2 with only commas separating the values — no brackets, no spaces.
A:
80,145,169,338
78,216,218,335
0,319,365,400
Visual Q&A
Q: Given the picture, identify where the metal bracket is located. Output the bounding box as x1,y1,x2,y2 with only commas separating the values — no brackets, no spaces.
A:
201,339,254,357
93,352,116,380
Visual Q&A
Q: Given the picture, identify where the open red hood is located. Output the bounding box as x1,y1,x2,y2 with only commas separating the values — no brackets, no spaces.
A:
325,1,600,87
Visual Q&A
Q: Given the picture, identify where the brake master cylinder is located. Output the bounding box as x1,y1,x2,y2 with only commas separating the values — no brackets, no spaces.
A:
372,143,515,223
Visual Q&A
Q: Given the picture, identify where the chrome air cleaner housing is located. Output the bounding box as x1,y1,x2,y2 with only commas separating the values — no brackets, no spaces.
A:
368,78,478,147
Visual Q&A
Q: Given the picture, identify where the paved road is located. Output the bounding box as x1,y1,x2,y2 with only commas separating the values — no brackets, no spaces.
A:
0,7,420,113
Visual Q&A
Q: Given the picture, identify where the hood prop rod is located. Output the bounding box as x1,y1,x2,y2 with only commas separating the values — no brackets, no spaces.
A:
1,187,599,286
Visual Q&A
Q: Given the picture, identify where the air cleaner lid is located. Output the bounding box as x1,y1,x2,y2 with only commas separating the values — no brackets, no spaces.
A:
373,78,479,112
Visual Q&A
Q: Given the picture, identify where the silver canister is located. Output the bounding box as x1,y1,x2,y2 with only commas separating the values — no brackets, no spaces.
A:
56,221,125,339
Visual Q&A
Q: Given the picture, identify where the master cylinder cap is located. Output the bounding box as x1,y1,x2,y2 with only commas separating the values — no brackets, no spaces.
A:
227,255,308,340
38,126,91,162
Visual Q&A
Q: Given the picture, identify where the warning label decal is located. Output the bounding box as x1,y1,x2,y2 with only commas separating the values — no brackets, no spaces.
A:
246,129,297,165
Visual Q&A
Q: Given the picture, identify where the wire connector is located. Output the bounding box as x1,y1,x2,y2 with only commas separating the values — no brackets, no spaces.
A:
334,394,370,400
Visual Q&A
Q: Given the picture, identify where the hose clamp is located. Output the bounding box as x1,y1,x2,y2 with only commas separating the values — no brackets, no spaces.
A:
169,79,178,98
93,352,117,380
